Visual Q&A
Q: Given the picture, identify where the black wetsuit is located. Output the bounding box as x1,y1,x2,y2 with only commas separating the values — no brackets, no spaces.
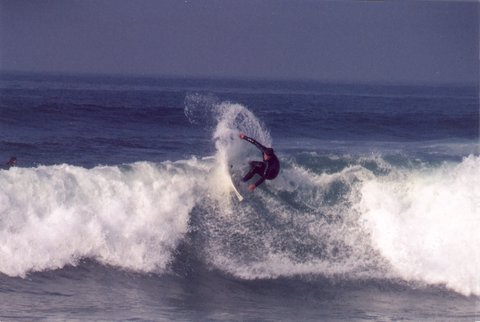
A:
2,159,16,170
241,136,280,187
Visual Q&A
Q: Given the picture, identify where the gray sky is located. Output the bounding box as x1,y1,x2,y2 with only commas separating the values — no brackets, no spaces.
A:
0,0,478,84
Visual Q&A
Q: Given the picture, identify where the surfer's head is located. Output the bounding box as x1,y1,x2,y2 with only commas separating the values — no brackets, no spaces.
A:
7,156,16,165
264,148,274,159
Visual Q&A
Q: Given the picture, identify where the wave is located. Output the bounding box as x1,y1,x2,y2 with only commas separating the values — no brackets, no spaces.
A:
0,101,478,297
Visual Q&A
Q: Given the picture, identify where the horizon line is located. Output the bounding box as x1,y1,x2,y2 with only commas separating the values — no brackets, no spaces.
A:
0,69,478,88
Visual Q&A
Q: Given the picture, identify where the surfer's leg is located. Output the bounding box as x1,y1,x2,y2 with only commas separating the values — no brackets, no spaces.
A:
242,168,256,182
242,161,265,182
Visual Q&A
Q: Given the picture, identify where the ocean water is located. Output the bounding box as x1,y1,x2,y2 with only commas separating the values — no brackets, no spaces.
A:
0,73,479,321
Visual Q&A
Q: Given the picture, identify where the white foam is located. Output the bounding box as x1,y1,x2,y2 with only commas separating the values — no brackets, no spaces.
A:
0,160,206,276
357,155,480,296
211,252,379,280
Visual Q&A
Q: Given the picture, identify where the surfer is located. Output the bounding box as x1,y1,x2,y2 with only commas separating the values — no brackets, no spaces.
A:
239,133,280,192
4,156,16,169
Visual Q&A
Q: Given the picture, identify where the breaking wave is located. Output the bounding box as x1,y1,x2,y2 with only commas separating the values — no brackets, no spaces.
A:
0,101,478,297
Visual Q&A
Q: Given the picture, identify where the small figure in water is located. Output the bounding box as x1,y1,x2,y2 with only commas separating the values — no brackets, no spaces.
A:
239,133,280,192
5,156,17,169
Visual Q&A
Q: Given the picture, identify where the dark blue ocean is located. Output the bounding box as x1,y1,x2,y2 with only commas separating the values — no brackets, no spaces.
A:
0,73,478,321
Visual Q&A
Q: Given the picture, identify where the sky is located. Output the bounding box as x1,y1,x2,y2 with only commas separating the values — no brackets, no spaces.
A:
0,0,478,84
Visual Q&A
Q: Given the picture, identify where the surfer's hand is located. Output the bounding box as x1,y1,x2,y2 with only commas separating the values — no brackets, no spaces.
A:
239,133,246,139
248,184,256,192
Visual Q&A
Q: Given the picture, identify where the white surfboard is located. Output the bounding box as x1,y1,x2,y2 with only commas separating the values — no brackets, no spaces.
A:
228,176,244,201
227,165,244,201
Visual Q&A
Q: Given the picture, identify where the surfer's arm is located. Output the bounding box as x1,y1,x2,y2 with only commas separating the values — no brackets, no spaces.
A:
239,134,267,152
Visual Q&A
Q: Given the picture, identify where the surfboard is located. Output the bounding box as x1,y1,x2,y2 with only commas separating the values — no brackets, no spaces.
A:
228,165,244,201
228,176,244,201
